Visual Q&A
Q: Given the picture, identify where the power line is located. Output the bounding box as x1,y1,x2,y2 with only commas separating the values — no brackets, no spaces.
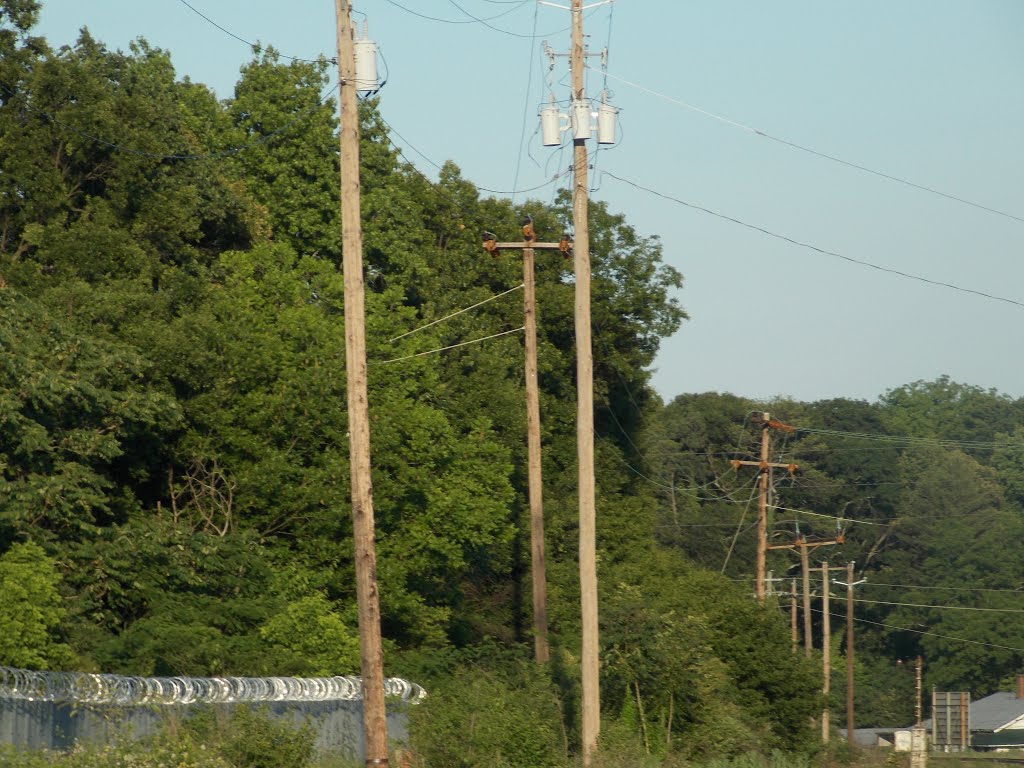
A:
852,598,1024,614
387,284,524,342
795,426,1024,451
806,606,1024,655
376,326,525,364
175,0,332,63
381,0,563,38
510,1,541,205
378,115,566,197
598,69,1024,226
601,170,1024,311
772,505,888,527
863,582,1024,594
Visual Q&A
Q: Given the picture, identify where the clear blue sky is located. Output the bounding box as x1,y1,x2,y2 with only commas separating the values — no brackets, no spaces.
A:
35,0,1024,404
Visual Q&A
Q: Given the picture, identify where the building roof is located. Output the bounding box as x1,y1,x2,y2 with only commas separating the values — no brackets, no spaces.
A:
971,693,1024,731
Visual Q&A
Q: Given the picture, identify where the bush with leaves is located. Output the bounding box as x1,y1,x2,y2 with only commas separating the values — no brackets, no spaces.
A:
408,662,565,768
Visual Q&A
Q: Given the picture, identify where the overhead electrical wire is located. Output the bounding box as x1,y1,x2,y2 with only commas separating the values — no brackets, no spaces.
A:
175,0,332,63
378,114,566,197
380,0,575,39
386,284,524,343
722,482,759,573
795,426,1024,451
852,598,1024,614
811,607,1024,654
376,326,525,364
771,505,887,527
510,0,541,205
597,69,1024,226
601,170,1024,311
863,582,1024,594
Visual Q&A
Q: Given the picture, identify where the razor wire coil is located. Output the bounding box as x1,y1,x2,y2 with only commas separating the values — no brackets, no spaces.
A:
0,667,425,706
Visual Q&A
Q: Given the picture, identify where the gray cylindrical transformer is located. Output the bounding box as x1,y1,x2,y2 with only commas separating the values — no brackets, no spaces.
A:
354,36,379,92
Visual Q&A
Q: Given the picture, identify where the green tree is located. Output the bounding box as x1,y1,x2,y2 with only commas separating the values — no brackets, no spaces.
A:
0,540,74,668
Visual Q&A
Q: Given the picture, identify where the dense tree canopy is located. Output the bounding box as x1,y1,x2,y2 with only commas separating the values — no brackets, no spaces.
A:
3,3,1022,761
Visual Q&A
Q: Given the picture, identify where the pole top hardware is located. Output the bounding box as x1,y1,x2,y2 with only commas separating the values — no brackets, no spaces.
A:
483,231,500,257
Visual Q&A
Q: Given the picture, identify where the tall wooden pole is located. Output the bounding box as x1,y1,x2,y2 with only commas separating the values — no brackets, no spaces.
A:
790,579,798,654
334,2,388,764
756,417,770,602
801,542,812,657
571,0,599,762
733,414,797,605
846,561,856,742
822,561,831,742
523,246,549,664
921,659,929,729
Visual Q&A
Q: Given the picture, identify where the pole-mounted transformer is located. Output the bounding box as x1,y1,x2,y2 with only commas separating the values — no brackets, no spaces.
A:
352,21,379,93
538,90,618,147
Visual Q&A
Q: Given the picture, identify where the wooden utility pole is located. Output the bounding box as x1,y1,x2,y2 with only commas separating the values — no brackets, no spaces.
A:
731,413,796,603
523,239,548,665
910,657,927,768
846,562,855,741
800,542,813,657
334,2,388,764
568,0,599,763
483,231,572,664
822,561,831,742
834,562,865,741
768,534,842,655
790,579,798,654
915,656,923,726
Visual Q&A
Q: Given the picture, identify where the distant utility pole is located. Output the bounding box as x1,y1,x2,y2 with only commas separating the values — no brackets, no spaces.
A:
790,578,798,654
822,561,831,742
834,562,865,741
482,227,572,664
768,534,842,655
911,657,927,768
732,413,797,603
334,2,388,765
915,656,923,726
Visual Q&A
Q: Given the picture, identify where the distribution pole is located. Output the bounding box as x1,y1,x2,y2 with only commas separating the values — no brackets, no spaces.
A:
800,542,812,657
822,561,831,742
834,562,867,741
484,231,571,664
523,240,549,665
569,0,599,763
767,532,843,652
790,579,798,654
334,2,388,765
731,413,796,603
847,562,855,741
911,656,927,768
916,656,923,727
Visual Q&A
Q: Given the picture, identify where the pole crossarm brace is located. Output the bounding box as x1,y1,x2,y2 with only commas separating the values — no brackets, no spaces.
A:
539,0,612,10
495,242,568,250
767,535,844,552
731,459,798,474
730,412,799,604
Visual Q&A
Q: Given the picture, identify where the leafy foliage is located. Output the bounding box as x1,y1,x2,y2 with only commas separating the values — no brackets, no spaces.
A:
5,6,1022,762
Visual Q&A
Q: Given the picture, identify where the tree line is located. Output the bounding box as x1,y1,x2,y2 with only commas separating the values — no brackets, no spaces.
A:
2,1,1021,761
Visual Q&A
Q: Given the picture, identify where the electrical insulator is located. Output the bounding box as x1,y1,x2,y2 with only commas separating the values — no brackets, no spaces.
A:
571,98,592,141
597,101,618,145
539,100,563,146
353,21,379,93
